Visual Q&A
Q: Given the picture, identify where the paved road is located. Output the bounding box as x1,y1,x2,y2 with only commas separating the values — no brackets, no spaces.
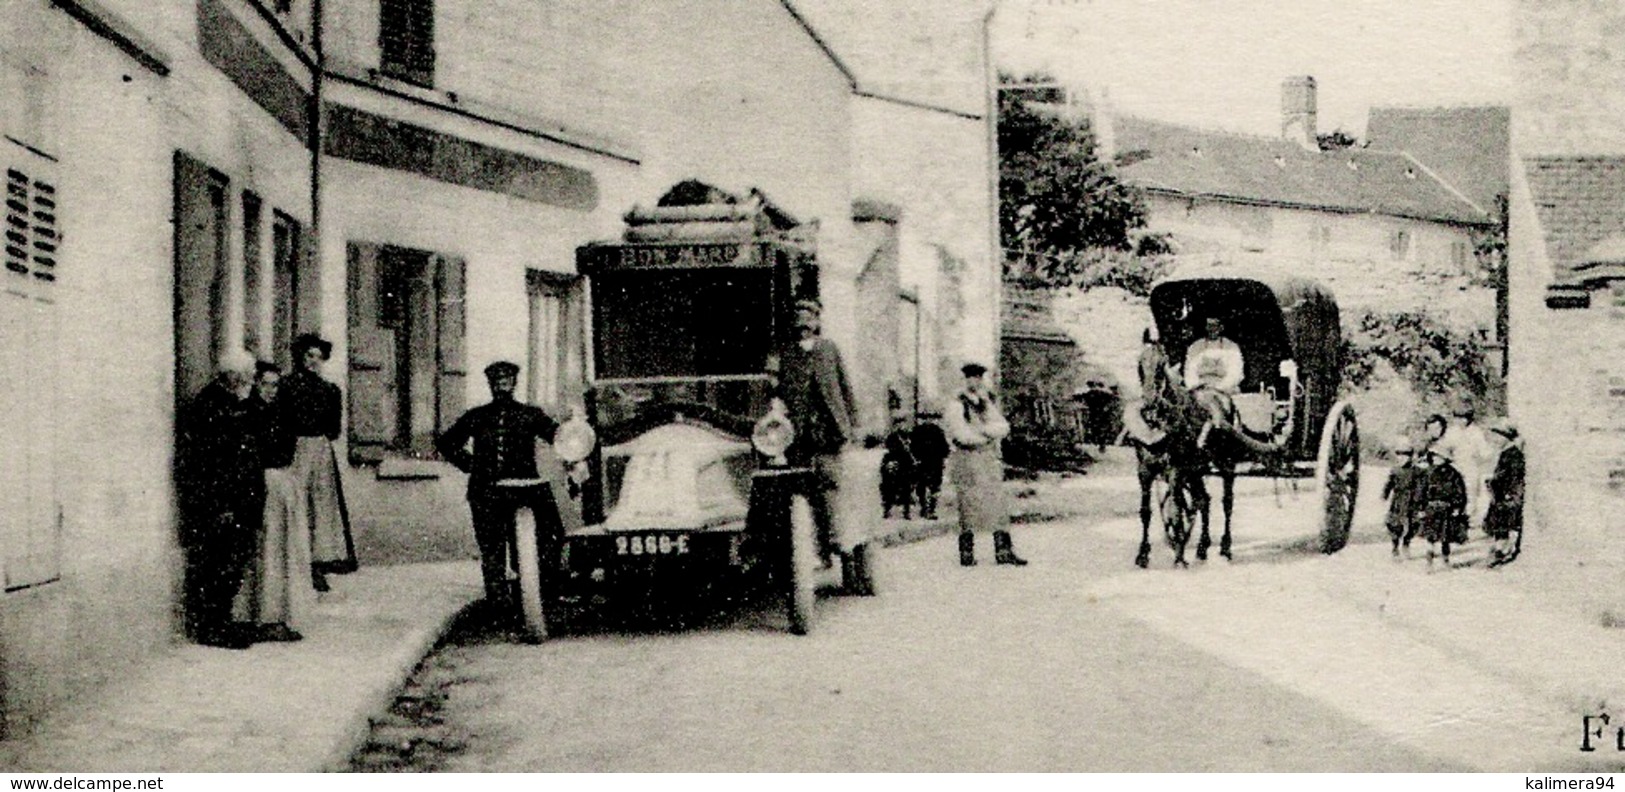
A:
355,465,1460,772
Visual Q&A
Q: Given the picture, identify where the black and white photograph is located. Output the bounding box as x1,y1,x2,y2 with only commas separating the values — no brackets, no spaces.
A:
0,0,1618,776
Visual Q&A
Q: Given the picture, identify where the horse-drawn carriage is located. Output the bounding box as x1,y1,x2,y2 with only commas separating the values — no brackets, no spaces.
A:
498,191,882,640
1132,274,1360,567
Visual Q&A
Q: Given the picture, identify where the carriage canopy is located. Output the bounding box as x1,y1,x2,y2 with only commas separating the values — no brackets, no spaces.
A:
1149,274,1343,458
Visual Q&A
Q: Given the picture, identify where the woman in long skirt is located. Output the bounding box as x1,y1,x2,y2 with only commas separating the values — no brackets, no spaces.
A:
235,362,318,640
944,362,1025,567
281,334,357,591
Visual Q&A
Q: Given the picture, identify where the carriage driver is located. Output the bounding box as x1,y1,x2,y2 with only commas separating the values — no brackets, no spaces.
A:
1183,316,1245,435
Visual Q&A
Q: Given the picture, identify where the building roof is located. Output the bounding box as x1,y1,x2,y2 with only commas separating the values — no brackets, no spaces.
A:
1366,106,1511,215
785,0,987,118
1523,156,1625,285
1114,116,1492,226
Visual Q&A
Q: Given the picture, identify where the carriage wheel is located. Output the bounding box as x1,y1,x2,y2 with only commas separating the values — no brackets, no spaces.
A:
786,494,818,635
512,506,550,642
1316,400,1361,554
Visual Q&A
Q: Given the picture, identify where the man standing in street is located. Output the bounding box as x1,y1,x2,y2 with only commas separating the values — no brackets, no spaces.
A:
946,362,1024,566
177,350,263,650
436,361,562,615
776,298,858,564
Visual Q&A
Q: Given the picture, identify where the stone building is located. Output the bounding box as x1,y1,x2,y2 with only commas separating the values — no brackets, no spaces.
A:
1506,0,1625,620
1108,78,1504,327
0,0,997,736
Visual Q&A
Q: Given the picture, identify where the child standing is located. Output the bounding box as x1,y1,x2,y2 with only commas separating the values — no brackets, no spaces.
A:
880,411,918,519
1381,436,1421,557
909,403,950,521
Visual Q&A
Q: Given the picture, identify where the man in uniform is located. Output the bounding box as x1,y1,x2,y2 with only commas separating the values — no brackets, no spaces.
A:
775,298,857,564
436,361,562,613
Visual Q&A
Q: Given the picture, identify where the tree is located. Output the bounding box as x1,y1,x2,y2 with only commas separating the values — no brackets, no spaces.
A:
999,71,1151,287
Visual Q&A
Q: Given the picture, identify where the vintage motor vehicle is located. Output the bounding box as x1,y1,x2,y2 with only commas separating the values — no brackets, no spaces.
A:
502,187,882,641
1144,273,1360,554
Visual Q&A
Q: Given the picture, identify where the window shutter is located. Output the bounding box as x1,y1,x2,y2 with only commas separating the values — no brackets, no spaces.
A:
435,254,466,439
347,241,397,464
2,140,61,590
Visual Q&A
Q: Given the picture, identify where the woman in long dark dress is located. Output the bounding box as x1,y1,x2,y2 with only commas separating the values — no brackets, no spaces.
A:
280,333,357,591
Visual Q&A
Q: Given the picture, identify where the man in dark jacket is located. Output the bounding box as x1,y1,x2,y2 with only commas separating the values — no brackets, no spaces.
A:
436,361,562,609
177,352,263,649
776,298,857,561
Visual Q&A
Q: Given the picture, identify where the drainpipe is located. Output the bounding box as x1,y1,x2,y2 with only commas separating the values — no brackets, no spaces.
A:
983,2,1003,387
309,0,324,263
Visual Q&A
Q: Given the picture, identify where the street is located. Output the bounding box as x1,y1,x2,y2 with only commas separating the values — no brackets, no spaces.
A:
349,452,1503,772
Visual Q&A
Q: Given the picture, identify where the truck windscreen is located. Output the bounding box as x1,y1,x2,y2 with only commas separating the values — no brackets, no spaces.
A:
591,269,775,379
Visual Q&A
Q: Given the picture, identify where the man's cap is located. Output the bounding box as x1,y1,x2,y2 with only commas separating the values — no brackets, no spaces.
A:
484,361,520,379
961,361,988,377
794,298,821,315
292,332,332,359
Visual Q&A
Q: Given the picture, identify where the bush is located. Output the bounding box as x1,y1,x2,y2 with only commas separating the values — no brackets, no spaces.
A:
1341,309,1497,416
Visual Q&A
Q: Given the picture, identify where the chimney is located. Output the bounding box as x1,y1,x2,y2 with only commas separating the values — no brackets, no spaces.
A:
1281,75,1318,150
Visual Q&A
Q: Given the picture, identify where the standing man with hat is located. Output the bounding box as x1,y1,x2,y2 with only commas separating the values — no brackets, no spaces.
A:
281,332,356,591
775,298,858,566
945,361,1024,566
436,361,562,614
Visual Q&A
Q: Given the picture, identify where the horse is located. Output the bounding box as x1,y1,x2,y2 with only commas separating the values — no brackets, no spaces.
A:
1130,362,1239,569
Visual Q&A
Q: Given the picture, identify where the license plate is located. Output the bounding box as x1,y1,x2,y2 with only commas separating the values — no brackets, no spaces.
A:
614,534,690,557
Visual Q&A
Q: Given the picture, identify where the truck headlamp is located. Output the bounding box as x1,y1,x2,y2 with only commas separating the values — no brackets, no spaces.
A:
555,411,598,464
751,399,795,462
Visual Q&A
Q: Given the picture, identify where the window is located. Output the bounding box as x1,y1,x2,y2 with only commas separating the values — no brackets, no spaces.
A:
347,241,465,463
3,139,62,590
269,211,316,371
1389,228,1412,261
379,0,434,87
241,192,263,356
897,290,920,416
526,270,585,414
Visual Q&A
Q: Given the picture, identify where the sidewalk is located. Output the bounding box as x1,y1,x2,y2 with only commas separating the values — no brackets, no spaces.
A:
0,562,481,773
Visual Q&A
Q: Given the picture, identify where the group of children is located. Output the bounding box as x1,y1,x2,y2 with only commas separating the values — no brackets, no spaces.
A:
878,405,952,520
1382,411,1525,568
